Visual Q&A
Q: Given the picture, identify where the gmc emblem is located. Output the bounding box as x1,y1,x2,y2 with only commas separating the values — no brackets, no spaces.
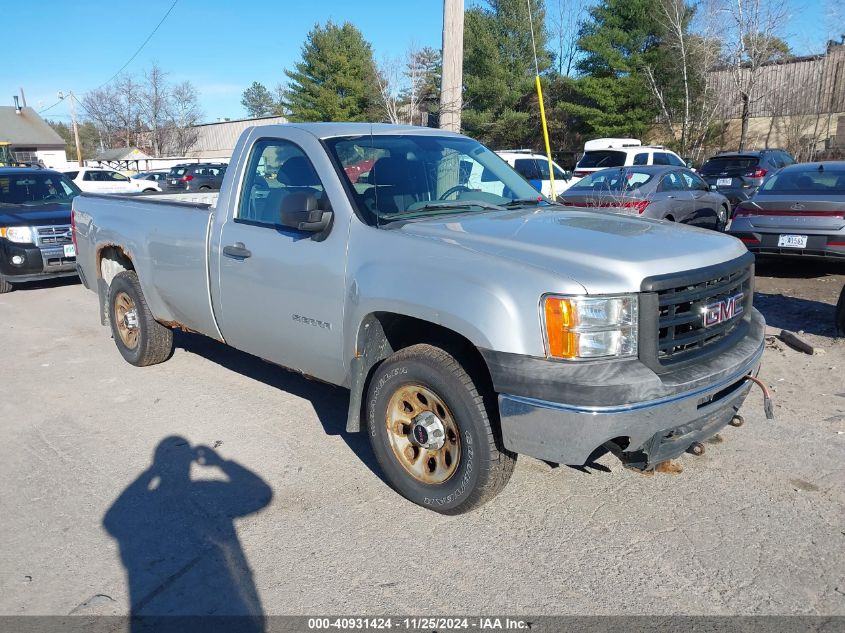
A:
702,292,744,327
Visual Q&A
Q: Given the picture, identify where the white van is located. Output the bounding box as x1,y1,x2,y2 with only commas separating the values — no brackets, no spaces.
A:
496,150,572,197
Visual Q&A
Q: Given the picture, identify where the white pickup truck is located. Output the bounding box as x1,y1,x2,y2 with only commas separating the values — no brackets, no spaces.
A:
73,123,766,514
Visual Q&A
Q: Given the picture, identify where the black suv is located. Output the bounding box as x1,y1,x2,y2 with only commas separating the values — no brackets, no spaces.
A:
699,149,795,206
0,167,81,293
165,163,227,192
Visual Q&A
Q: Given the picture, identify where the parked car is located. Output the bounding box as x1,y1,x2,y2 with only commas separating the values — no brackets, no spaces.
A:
558,165,730,230
728,161,845,259
496,150,571,196
73,123,765,514
569,139,687,189
130,170,169,192
699,149,795,207
165,163,227,192
0,167,80,292
63,167,136,194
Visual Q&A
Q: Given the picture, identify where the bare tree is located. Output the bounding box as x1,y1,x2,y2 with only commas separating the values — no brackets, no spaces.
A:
141,63,170,157
166,81,202,155
643,0,724,160
549,0,587,76
721,0,790,149
376,55,402,124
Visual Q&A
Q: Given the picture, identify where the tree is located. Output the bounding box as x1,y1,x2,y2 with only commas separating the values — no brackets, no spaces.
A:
142,63,170,157
462,0,551,146
167,81,203,155
559,0,664,138
241,82,276,117
549,0,588,76
282,21,379,122
720,0,790,149
47,120,100,160
376,45,442,126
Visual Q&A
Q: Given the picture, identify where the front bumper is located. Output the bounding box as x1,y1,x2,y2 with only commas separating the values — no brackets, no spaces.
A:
487,308,765,469
0,239,77,283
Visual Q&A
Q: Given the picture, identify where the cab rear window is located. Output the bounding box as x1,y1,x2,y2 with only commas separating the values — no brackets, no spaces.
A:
576,151,626,169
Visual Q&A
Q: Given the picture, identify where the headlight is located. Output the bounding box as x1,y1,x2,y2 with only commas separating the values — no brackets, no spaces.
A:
0,226,34,244
543,294,638,359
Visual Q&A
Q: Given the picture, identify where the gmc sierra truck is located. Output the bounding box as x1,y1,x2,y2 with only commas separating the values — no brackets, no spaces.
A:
73,123,766,514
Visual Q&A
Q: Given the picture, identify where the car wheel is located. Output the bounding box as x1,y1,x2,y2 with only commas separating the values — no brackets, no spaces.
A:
143,188,157,193
718,205,729,231
108,271,174,367
0,277,13,294
366,343,516,514
836,284,845,337
199,185,211,191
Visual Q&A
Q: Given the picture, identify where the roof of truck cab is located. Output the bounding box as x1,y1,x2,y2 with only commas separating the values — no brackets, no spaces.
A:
253,122,464,139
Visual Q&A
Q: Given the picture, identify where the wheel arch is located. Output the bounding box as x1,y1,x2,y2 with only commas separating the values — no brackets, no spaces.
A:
345,311,495,433
96,244,136,326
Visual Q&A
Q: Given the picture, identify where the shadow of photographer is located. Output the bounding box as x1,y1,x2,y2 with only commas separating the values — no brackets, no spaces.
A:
103,436,272,632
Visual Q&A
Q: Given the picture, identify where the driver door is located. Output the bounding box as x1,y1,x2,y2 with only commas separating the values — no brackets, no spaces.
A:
215,138,346,383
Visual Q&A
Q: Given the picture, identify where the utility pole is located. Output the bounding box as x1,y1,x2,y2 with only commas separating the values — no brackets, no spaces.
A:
439,0,464,132
60,91,84,167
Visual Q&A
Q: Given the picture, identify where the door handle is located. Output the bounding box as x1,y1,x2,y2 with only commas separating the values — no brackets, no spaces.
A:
222,242,252,259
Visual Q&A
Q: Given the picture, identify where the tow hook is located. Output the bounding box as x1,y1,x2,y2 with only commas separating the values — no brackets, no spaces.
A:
744,375,775,420
686,442,705,456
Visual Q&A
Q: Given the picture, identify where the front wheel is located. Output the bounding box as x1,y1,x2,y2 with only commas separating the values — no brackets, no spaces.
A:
0,277,12,294
108,271,174,366
366,344,515,514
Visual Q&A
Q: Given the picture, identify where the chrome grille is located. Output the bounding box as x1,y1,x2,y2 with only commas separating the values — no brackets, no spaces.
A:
655,264,753,363
35,225,73,246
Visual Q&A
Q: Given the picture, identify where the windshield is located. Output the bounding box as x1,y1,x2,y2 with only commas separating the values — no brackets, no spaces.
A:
576,150,626,169
325,135,548,224
0,172,80,206
758,167,845,195
568,168,654,192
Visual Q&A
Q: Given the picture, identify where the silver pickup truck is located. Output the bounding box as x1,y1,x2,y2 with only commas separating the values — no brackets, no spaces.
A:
73,123,765,514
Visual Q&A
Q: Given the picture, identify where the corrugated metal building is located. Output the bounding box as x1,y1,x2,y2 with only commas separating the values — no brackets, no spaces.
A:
185,115,288,159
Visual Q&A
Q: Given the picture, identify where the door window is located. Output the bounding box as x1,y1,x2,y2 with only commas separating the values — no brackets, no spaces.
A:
652,153,671,166
633,152,648,166
659,172,684,191
680,171,709,190
238,139,326,225
514,159,541,180
665,153,686,167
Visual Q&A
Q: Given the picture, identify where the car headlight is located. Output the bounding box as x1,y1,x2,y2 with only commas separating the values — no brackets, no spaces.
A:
542,294,638,359
0,226,34,244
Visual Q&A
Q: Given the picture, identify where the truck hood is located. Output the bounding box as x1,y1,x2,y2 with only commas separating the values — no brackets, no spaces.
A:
396,206,748,294
0,202,73,227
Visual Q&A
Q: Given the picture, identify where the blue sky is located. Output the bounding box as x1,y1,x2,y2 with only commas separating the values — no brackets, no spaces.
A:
2,0,836,125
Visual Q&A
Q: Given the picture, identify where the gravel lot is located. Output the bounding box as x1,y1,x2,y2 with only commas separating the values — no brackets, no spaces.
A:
1,260,843,618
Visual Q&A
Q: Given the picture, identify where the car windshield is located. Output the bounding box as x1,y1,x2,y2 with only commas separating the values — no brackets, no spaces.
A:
758,167,845,195
0,172,80,206
700,157,759,173
576,150,627,169
325,134,548,224
568,168,654,192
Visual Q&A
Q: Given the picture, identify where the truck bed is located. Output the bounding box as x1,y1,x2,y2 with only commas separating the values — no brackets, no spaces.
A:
73,192,220,339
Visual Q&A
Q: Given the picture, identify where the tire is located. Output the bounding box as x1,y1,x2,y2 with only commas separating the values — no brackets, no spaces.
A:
366,343,516,514
143,188,157,193
108,271,173,366
718,205,729,231
836,283,845,337
199,185,211,191
0,277,12,294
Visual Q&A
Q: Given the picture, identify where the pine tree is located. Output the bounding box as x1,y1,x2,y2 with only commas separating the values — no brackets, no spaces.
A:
283,21,379,122
241,82,276,118
462,0,552,146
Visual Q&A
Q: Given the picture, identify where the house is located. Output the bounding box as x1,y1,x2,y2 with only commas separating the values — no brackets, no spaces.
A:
0,105,67,168
185,115,288,159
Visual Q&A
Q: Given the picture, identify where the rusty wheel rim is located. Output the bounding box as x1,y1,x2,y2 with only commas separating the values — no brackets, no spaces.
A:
385,383,461,485
113,291,139,349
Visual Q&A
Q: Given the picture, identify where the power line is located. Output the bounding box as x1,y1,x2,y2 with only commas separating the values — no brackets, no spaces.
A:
38,0,179,115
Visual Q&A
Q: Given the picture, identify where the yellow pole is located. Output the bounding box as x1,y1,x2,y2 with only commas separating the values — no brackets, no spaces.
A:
535,75,556,200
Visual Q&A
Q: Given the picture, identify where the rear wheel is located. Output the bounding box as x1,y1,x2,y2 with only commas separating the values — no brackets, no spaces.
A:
108,271,173,366
366,343,515,514
836,284,845,336
0,278,12,294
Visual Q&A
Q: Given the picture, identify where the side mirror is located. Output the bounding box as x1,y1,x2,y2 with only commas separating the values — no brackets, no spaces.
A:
709,184,717,191
562,170,572,182
279,192,332,232
686,160,694,169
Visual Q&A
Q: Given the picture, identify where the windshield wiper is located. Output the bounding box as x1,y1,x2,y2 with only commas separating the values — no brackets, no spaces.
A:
386,200,507,220
504,198,547,208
